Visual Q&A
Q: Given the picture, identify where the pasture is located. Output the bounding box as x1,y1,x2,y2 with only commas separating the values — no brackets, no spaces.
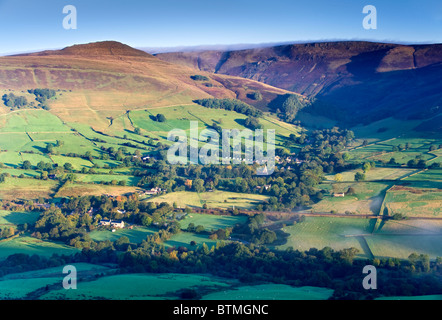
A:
313,182,391,215
0,177,57,200
40,273,236,300
383,185,442,217
178,213,248,231
277,214,442,261
89,226,157,243
0,210,40,226
275,217,375,259
201,284,334,300
148,191,269,210
165,232,219,249
0,235,78,259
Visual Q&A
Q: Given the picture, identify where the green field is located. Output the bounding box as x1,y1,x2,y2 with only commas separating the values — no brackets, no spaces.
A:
50,155,94,170
275,217,374,259
40,273,236,300
313,182,391,215
178,213,248,231
165,231,219,249
0,263,113,299
201,284,334,300
74,173,140,186
383,186,442,217
277,215,442,260
0,277,61,299
89,226,157,243
0,210,40,226
1,263,112,280
149,191,269,210
365,234,442,260
0,235,79,259
129,105,301,147
0,177,57,200
325,168,418,182
376,295,442,300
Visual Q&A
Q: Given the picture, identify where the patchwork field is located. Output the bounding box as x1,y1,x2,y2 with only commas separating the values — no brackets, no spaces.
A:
0,177,57,200
201,284,334,300
277,216,442,260
89,226,157,243
313,182,391,215
165,232,219,250
40,273,236,300
0,235,79,259
365,235,442,260
276,217,375,259
0,210,40,227
325,168,419,182
383,185,442,217
0,263,113,299
178,213,248,231
348,122,442,166
148,191,269,210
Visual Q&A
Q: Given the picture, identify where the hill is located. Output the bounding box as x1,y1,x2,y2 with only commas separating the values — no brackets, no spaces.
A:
157,41,442,129
0,41,294,130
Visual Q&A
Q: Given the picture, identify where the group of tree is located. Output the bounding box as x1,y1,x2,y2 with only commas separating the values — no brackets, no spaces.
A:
247,91,262,101
269,94,306,123
27,88,56,104
244,117,263,130
194,99,262,118
154,114,167,122
1,93,28,109
190,75,209,81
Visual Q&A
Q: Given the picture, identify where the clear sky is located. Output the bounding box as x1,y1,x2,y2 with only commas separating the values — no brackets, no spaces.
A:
0,0,441,55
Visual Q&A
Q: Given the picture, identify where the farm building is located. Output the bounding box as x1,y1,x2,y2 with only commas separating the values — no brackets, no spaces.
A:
333,193,345,197
99,219,125,229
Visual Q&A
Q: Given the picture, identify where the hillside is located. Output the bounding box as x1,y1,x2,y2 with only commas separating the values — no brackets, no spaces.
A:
0,41,293,130
157,41,442,128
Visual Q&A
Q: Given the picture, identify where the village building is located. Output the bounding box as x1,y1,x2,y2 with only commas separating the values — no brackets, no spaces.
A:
99,219,125,229
333,193,345,198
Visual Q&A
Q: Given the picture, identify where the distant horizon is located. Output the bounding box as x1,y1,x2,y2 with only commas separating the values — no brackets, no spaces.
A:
1,0,441,56
2,38,441,57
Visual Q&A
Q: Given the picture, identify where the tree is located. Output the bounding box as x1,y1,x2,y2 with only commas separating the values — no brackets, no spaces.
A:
362,162,372,173
46,144,54,154
354,172,366,181
156,114,166,122
247,91,262,101
22,160,32,170
193,179,205,193
346,187,356,196
63,163,74,172
334,173,343,182
115,236,130,248
191,75,209,81
65,173,77,183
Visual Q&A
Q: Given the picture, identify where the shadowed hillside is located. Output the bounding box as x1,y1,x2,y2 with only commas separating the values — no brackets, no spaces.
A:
157,41,442,128
0,41,295,129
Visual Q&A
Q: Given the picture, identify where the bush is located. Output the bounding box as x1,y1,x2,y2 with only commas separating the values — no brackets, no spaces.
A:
194,98,262,118
155,114,166,122
190,75,209,81
247,91,263,101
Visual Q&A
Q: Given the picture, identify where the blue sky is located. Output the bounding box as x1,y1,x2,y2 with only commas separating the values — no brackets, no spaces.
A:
0,0,441,54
